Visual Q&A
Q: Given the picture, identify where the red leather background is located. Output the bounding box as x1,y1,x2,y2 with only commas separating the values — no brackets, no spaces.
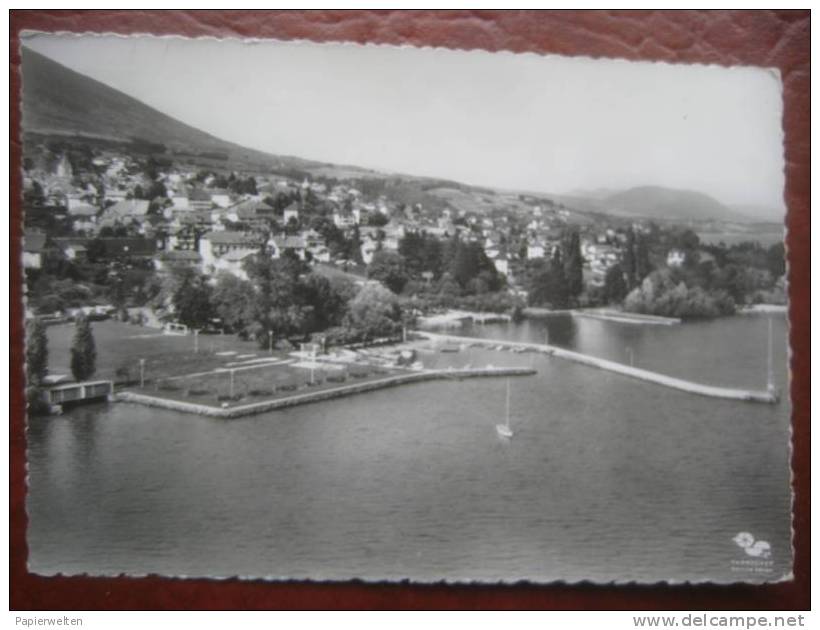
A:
9,10,810,610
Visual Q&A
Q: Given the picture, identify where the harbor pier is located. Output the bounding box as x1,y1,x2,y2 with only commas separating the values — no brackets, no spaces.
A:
416,331,779,404
117,366,536,418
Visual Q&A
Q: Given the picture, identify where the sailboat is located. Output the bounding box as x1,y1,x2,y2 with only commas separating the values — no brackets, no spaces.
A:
496,379,514,439
765,316,779,400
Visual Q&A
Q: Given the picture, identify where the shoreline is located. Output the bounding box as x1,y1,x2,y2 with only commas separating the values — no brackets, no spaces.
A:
416,309,511,328
521,307,574,318
117,366,537,418
738,304,787,314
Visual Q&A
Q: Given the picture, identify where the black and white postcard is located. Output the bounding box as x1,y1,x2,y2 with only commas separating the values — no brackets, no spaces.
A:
20,33,791,584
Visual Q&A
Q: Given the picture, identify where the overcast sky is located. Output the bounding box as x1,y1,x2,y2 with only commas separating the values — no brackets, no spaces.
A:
23,32,785,215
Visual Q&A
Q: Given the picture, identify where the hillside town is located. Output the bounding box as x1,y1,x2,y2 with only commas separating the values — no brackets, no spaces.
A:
22,143,786,343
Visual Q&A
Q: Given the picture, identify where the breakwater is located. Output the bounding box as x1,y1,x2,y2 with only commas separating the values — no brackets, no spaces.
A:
523,307,681,324
572,309,681,325
417,310,511,328
116,366,536,418
417,331,778,404
521,307,574,318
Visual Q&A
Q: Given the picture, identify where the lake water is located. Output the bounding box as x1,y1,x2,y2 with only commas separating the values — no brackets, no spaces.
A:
26,313,792,583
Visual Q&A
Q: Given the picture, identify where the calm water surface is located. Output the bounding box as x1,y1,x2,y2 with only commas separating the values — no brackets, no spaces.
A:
26,314,792,583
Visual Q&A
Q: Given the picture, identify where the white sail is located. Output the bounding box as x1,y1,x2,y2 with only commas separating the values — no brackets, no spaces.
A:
496,379,514,438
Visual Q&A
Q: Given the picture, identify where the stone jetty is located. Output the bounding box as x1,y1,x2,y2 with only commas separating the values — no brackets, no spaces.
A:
417,331,779,404
117,366,536,418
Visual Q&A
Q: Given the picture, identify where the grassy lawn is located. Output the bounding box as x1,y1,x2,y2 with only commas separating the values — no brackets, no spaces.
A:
313,262,368,283
45,320,289,384
131,360,400,408
45,318,408,409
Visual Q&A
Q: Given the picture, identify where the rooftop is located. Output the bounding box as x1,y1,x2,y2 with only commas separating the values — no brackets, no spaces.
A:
23,231,47,253
203,231,263,246
272,235,306,249
68,203,98,217
106,199,150,217
221,248,258,262
159,250,202,262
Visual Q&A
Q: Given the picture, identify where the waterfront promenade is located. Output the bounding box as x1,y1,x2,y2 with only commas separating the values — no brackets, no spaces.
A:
117,366,536,418
416,331,779,404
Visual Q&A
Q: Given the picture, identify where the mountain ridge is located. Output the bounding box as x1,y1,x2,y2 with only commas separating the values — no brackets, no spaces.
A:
21,47,355,175
601,186,754,223
21,46,766,224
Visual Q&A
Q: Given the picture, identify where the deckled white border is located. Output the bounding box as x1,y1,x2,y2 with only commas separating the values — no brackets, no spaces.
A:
20,27,783,74
14,27,793,587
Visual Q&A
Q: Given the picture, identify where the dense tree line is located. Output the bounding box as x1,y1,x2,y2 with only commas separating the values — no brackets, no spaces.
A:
336,283,404,343
365,232,508,312
309,216,363,261
603,264,629,304
620,232,785,318
157,254,400,350
624,269,736,319
622,227,652,290
599,228,785,316
26,251,161,317
70,315,97,381
398,232,444,279
523,229,585,309
155,266,215,330
367,251,408,294
25,319,50,414
201,171,259,196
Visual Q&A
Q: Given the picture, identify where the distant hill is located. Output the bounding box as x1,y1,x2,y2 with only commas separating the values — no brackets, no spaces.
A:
20,47,343,174
20,47,763,227
600,186,754,223
565,187,619,200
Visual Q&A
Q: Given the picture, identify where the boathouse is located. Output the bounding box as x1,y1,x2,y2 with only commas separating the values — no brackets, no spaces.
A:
45,380,114,413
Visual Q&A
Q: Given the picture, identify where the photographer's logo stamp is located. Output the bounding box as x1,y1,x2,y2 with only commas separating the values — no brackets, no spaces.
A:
732,531,772,558
730,531,773,574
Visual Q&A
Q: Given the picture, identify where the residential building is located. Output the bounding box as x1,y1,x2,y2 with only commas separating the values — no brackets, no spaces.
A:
269,235,307,260
102,199,151,223
188,189,213,211
526,241,546,259
309,245,331,263
210,189,232,209
225,198,276,227
170,191,190,210
360,239,379,265
23,231,47,269
104,189,129,204
283,202,300,225
199,231,263,270
212,248,256,280
67,202,98,218
52,238,89,262
333,209,356,228
667,249,686,267
493,252,510,276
